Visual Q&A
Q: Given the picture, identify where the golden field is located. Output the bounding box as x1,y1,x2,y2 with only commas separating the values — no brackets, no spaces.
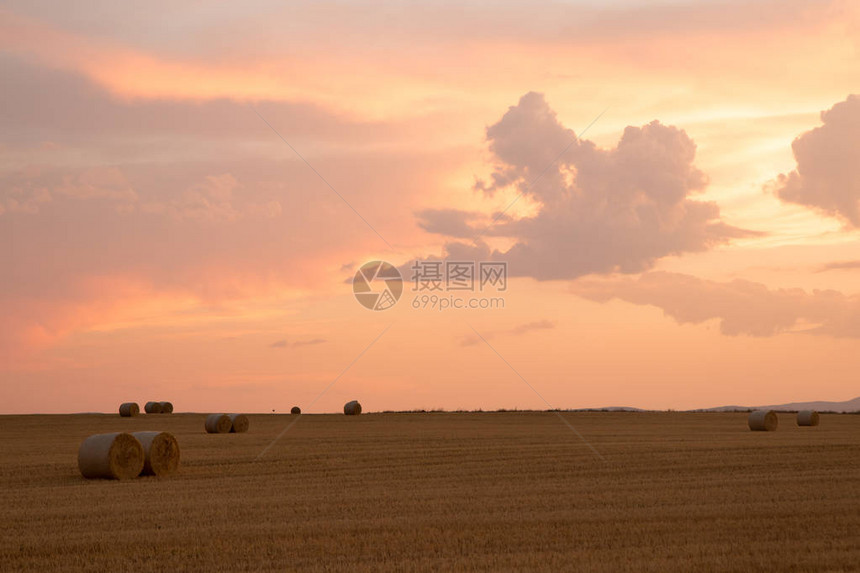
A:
0,411,858,572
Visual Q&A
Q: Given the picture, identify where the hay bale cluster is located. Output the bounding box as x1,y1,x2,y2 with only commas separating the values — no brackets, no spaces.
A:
142,401,174,414
78,431,180,480
89,398,375,480
204,413,251,434
97,398,826,479
205,414,232,434
748,409,823,431
119,401,173,416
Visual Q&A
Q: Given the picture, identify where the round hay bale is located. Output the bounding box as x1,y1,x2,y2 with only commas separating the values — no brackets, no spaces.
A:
78,432,144,480
159,401,174,414
229,413,250,433
797,410,820,426
204,413,232,434
144,401,163,414
119,402,140,417
132,431,180,476
344,400,362,416
748,410,778,431
290,406,301,415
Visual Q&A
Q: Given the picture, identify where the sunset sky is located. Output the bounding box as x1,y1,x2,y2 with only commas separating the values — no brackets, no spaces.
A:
2,0,859,414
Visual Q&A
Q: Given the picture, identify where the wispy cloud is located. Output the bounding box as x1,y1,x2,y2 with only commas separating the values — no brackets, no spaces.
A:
509,320,557,336
292,338,327,348
270,338,328,349
572,271,860,338
459,319,557,346
816,260,860,273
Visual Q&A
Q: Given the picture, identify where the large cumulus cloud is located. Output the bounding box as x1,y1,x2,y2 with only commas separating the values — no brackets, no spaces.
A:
419,92,753,280
774,95,860,226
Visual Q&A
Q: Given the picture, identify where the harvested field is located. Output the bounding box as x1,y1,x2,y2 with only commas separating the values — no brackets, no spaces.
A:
0,412,858,571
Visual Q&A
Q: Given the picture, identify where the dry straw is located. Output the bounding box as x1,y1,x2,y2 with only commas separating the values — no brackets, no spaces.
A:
119,402,140,417
132,431,180,476
291,406,301,414
144,401,164,414
78,432,144,480
748,410,778,431
229,413,250,433
205,413,232,433
344,400,362,416
159,402,174,414
797,410,820,426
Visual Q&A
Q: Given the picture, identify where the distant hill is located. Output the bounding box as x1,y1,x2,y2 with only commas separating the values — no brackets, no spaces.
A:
697,396,860,413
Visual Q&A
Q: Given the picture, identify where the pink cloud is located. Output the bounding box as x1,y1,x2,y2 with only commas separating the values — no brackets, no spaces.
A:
572,271,860,338
420,92,756,280
774,95,860,226
459,319,556,346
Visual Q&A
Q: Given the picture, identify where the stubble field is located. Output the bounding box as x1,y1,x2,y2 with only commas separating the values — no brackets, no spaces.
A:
0,411,858,572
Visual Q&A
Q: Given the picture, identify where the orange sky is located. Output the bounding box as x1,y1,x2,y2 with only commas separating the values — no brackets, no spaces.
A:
1,0,859,413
